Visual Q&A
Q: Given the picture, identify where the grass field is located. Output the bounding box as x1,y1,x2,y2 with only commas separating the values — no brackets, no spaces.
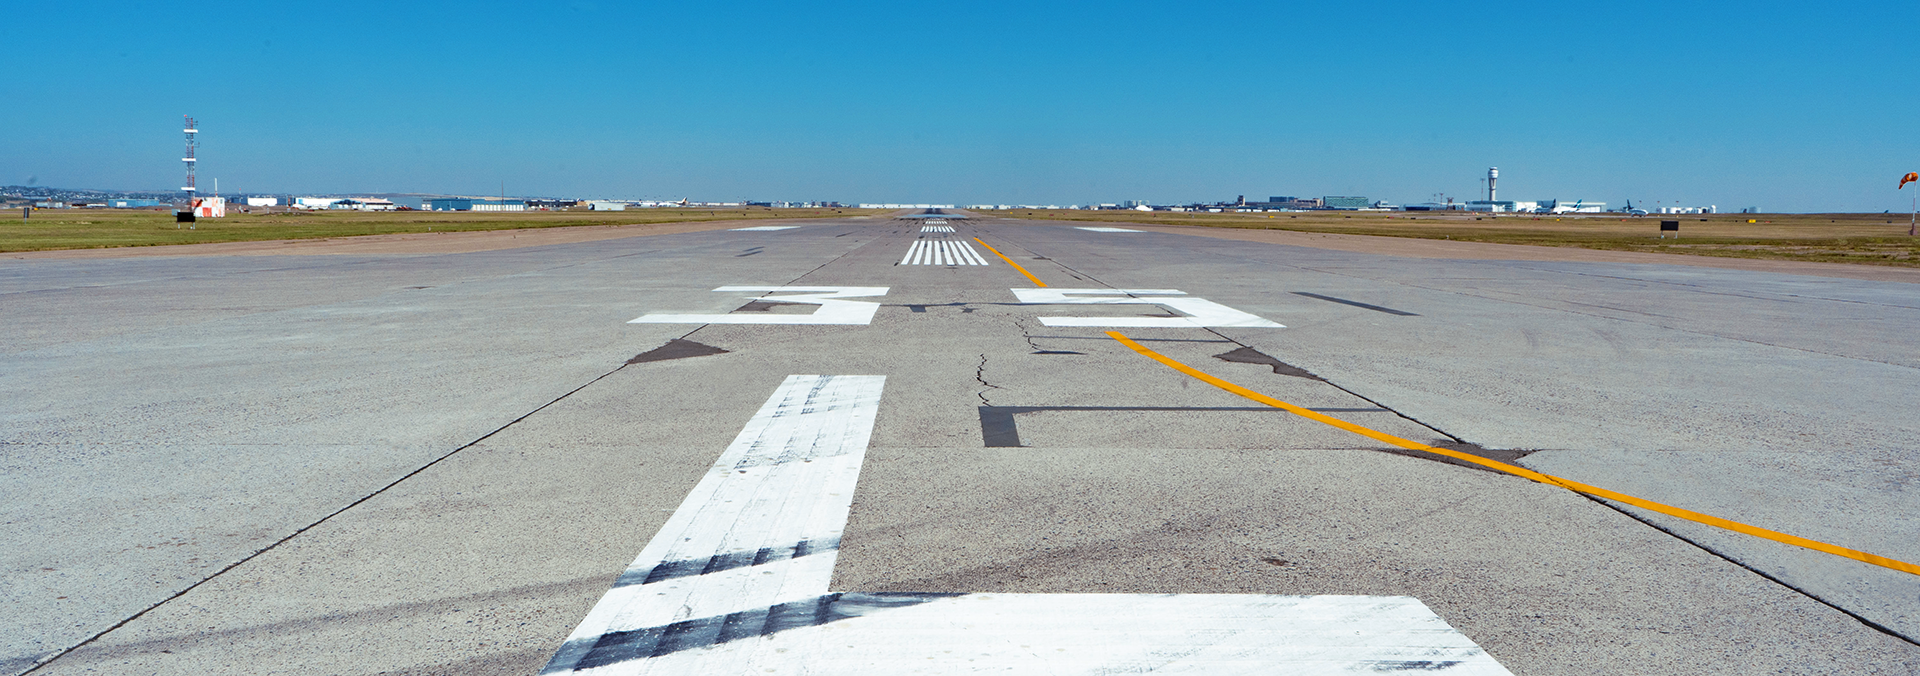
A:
986,209,1920,268
0,207,885,253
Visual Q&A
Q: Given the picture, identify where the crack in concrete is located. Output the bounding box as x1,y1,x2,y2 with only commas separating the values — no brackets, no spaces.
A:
974,354,1003,405
1014,316,1082,355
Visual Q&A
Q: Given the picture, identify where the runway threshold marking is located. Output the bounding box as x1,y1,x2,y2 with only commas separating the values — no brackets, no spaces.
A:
1105,331,1920,578
900,240,989,265
544,376,1513,674
972,237,1048,287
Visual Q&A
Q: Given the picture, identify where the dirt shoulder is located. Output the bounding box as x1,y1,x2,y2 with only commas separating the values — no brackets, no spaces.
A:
3,218,787,260
1124,223,1920,284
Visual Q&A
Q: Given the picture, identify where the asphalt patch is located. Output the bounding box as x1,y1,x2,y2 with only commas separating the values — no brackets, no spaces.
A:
1212,346,1323,380
627,339,730,364
1380,440,1537,475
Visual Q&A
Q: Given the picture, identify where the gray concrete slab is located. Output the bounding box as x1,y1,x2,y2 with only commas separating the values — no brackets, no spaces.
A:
976,220,1920,639
4,218,1917,675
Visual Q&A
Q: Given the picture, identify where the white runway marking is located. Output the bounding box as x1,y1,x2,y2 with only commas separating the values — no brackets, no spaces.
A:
630,286,887,325
541,378,1511,675
900,240,990,266
1075,226,1142,232
920,225,955,232
730,225,801,231
1012,288,1285,328
542,375,885,674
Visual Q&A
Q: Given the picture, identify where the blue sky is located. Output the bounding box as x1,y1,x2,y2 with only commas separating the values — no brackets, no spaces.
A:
3,0,1914,211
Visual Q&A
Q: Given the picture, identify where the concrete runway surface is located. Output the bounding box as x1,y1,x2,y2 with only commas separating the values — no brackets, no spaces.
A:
3,213,1917,674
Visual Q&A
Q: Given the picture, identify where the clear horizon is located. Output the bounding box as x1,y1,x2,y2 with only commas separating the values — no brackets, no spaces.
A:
4,1,1915,213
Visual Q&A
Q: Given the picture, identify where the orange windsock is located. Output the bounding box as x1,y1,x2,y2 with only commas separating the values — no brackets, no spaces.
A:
1903,172,1919,189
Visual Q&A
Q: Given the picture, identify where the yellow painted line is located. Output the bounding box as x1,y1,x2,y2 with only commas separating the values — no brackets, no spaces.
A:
1104,330,1920,578
973,237,1047,288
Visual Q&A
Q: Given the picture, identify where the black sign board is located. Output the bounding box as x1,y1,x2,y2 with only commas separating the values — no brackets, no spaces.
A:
176,211,196,223
1660,220,1679,231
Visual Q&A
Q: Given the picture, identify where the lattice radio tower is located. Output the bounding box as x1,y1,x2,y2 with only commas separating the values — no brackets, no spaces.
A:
182,116,198,198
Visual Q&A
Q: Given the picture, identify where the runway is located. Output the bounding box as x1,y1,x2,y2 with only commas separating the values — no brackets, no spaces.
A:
3,212,1916,674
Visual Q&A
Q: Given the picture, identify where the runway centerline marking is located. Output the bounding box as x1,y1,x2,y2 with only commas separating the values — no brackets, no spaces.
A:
1105,331,1920,578
729,225,801,231
1074,226,1142,232
543,375,1513,674
629,286,888,325
1013,288,1284,328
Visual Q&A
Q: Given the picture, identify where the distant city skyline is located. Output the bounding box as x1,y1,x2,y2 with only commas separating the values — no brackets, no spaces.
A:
4,0,1914,213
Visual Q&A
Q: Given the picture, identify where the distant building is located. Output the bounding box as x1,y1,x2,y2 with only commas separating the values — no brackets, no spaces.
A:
429,198,471,211
1322,196,1370,210
108,198,163,208
471,199,526,212
1466,199,1606,214
1246,196,1320,210
244,197,278,207
586,201,626,211
330,198,397,211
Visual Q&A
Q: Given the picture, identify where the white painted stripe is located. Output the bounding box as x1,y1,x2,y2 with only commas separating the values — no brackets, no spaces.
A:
1075,226,1142,232
1012,288,1284,328
730,225,802,231
957,240,989,265
630,286,888,325
544,375,1510,675
581,594,1512,676
900,240,992,266
919,225,955,232
545,376,885,674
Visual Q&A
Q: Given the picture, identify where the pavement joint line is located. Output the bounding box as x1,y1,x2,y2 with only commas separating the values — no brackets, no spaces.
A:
972,237,1047,287
16,351,650,675
1103,330,1920,579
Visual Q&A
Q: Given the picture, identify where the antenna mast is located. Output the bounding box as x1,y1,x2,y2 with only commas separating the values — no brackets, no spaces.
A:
182,116,198,199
